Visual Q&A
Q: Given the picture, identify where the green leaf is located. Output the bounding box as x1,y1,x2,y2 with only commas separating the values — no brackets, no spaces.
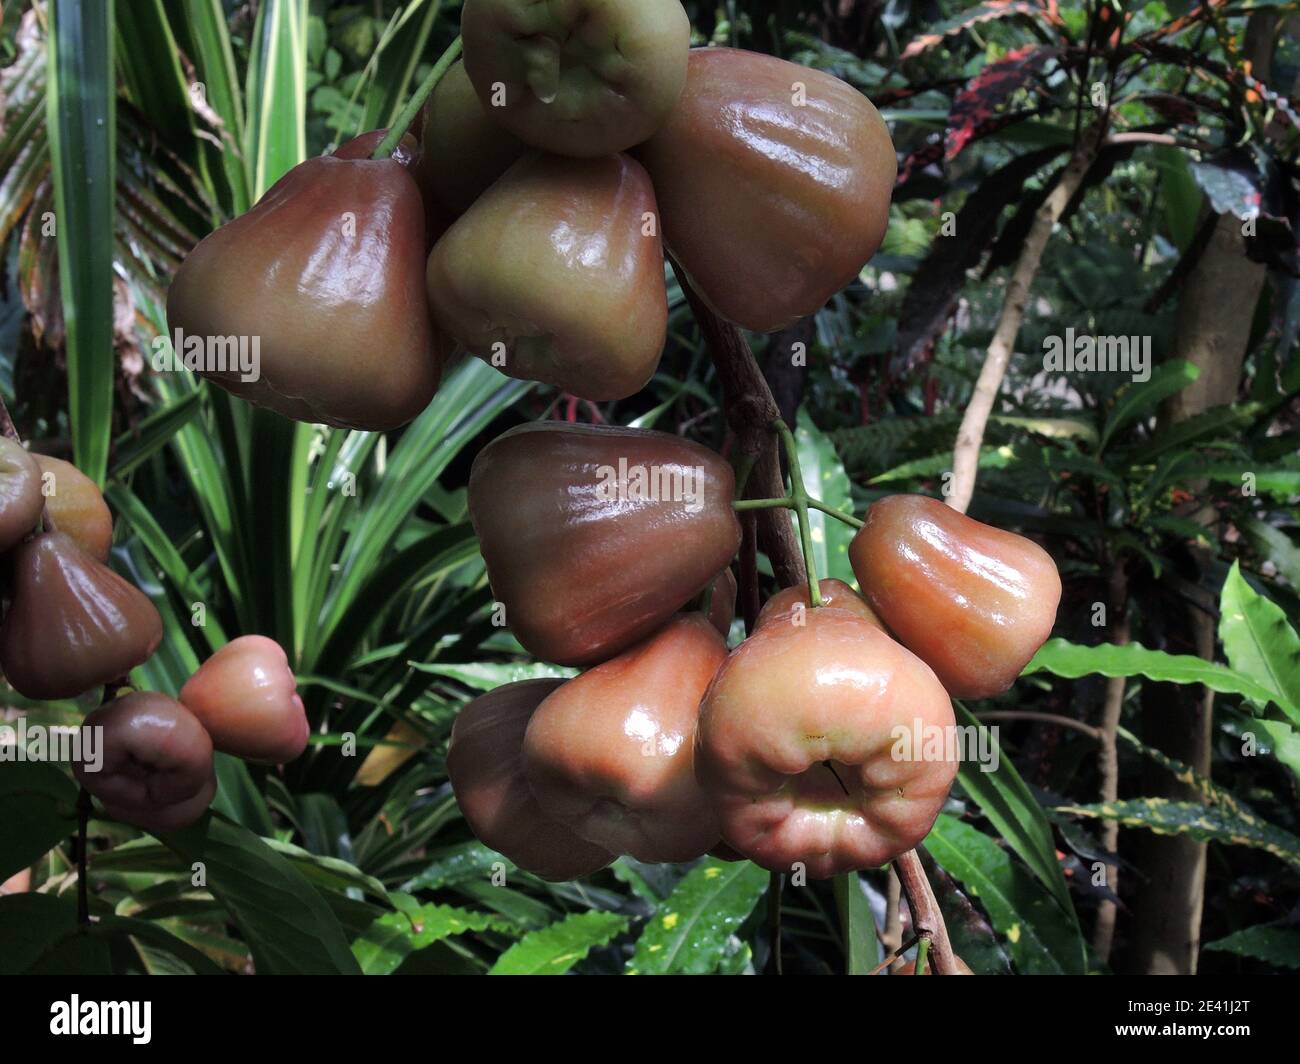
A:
109,390,202,478
796,408,856,585
1025,638,1300,720
1218,562,1300,724
832,873,880,974
245,0,308,197
208,753,276,836
954,703,1074,912
408,661,578,691
1240,517,1300,589
926,816,1087,974
93,914,226,975
626,859,768,975
0,894,111,974
490,911,627,976
0,760,77,881
403,841,513,892
162,814,361,974
1058,799,1300,869
261,838,390,902
1099,360,1198,452
1203,926,1300,969
47,0,116,485
354,899,509,976
1124,401,1259,464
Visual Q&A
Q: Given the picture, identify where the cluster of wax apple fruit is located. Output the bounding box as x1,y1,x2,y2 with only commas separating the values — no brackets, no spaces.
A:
0,440,309,832
166,0,897,430
446,422,1062,881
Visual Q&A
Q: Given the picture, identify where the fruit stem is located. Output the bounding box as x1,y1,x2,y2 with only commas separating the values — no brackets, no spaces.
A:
808,499,864,529
371,36,463,160
893,849,959,975
771,419,821,608
732,496,792,510
914,935,931,975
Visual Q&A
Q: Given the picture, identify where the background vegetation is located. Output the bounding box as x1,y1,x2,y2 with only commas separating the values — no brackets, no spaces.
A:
1,0,1298,975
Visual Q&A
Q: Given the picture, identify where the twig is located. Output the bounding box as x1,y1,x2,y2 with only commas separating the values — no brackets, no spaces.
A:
1093,559,1130,962
672,262,806,587
893,849,958,975
867,933,921,975
976,710,1103,741
946,123,1104,514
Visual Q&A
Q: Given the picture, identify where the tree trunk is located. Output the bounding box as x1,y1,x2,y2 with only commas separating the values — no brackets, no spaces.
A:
1126,12,1275,974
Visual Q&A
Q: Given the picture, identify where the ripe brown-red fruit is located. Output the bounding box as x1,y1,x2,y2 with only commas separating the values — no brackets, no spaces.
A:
848,495,1061,698
447,679,614,881
179,635,309,764
468,422,741,666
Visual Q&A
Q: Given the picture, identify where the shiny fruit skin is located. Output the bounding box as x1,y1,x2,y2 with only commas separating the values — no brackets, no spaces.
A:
0,532,163,700
179,635,309,764
74,692,216,834
332,129,420,168
0,439,42,553
167,154,443,431
756,577,884,632
696,607,957,879
523,614,726,863
848,495,1062,699
32,455,113,562
639,47,897,332
461,0,689,157
447,679,614,881
426,152,666,402
418,61,525,214
468,422,742,666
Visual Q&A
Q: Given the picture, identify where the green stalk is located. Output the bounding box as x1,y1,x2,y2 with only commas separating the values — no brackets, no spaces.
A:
371,36,463,159
772,419,821,608
914,936,931,975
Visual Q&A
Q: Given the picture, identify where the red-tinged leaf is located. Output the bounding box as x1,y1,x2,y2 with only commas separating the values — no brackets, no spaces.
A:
898,109,1035,187
894,145,1066,374
900,1,1051,61
946,46,1057,162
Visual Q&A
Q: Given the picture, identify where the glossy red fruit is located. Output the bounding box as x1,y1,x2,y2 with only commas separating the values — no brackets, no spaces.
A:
179,636,309,764
33,454,113,562
696,607,957,879
468,422,742,666
447,679,614,881
0,532,163,700
0,438,42,553
73,692,216,834
640,47,897,332
427,153,667,402
755,577,884,632
523,614,726,863
461,0,690,157
848,495,1062,699
332,129,420,167
167,153,444,430
418,61,525,215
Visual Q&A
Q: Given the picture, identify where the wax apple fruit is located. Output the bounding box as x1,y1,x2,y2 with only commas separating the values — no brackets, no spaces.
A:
848,495,1061,699
167,153,443,430
447,679,614,881
179,636,309,764
419,61,525,214
756,578,884,632
0,533,162,700
73,693,216,834
468,422,741,665
461,0,689,157
523,614,725,863
0,439,42,553
426,153,666,401
640,47,897,332
696,607,957,878
32,455,113,561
